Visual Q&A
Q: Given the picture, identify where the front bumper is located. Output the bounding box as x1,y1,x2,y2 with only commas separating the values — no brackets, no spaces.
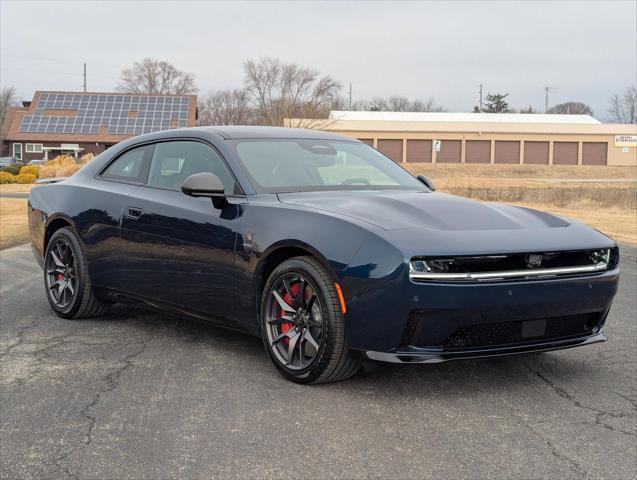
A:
361,330,607,364
342,265,619,354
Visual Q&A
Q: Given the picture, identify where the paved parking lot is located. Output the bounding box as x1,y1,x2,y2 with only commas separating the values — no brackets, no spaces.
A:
1,243,635,479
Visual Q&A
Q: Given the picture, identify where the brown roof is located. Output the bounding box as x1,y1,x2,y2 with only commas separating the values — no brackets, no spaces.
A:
2,91,198,144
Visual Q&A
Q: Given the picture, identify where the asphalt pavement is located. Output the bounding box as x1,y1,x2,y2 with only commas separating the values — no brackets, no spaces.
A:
1,243,635,479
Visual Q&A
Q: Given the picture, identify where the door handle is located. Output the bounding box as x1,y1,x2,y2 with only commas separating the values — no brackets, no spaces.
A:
126,206,143,220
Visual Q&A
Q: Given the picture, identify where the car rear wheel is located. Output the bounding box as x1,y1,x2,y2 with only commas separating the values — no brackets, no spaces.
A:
44,227,109,319
260,256,361,384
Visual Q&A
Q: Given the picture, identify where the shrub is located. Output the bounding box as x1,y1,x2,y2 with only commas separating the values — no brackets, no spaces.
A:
14,173,36,184
19,165,40,178
0,171,16,184
46,154,76,167
0,165,20,175
39,155,79,179
79,152,95,164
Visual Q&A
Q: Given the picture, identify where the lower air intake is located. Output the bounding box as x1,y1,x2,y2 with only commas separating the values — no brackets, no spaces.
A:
442,313,601,350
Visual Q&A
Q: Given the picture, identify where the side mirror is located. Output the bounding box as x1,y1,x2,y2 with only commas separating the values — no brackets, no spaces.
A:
182,172,226,208
417,175,436,191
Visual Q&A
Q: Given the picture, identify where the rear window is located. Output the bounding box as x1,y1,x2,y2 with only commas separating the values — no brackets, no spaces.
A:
101,145,153,183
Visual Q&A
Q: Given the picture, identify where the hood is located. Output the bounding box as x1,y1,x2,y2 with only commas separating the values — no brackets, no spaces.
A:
277,190,615,255
278,190,569,231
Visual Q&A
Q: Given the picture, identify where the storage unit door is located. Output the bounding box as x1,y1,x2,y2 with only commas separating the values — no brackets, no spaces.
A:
553,142,578,165
465,140,491,163
494,141,520,164
377,139,403,163
406,140,432,163
436,140,461,163
358,138,374,146
524,141,550,165
582,142,608,165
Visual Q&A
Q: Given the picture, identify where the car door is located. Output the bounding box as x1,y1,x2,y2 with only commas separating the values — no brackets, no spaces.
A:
119,139,244,326
87,143,154,288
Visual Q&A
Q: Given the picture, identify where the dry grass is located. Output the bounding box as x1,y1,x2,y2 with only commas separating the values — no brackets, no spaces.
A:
0,198,29,250
0,184,34,193
408,164,637,181
38,153,95,179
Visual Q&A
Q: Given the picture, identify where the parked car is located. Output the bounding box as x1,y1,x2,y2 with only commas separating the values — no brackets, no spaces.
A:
0,156,21,167
28,159,45,166
28,127,619,384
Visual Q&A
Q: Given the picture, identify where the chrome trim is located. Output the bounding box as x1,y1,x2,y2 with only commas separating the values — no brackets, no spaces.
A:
409,261,609,281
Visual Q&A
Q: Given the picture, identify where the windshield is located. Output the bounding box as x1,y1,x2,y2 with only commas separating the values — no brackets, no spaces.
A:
230,139,426,193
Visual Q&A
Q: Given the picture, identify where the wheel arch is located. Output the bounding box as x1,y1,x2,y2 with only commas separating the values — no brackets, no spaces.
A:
255,241,339,302
44,215,75,252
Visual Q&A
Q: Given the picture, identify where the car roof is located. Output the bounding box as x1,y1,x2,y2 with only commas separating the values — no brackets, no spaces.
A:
190,126,359,141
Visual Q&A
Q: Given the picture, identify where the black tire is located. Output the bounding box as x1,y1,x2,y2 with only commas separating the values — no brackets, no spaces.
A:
260,256,361,384
44,227,110,319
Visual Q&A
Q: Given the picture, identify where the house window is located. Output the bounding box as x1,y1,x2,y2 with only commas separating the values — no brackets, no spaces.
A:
25,143,43,153
12,143,22,160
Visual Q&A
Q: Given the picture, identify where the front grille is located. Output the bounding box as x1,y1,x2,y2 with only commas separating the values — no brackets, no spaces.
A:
442,313,600,350
409,247,618,283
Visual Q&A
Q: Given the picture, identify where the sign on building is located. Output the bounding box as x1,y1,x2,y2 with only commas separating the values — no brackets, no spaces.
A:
614,135,637,148
433,140,442,152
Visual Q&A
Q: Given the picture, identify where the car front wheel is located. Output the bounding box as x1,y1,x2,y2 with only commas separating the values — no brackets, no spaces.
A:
260,256,361,384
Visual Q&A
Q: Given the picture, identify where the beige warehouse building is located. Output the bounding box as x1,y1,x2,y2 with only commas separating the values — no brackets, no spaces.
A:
311,112,637,167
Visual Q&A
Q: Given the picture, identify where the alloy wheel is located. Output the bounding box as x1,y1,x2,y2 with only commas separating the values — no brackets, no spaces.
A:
45,238,77,309
264,273,324,370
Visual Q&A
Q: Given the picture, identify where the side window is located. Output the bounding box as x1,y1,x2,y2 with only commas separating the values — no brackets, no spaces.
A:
101,145,153,183
147,141,237,194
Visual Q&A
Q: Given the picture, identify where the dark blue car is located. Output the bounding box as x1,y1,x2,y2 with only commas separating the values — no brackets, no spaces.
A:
28,127,620,383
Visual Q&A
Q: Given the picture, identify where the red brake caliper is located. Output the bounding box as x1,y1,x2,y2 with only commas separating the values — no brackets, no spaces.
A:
279,283,299,345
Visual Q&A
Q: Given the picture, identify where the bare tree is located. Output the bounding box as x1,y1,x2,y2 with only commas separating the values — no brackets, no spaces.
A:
409,98,445,112
243,58,341,128
0,86,19,126
0,86,19,145
198,89,254,126
357,96,444,112
547,102,593,115
607,86,637,124
117,58,197,95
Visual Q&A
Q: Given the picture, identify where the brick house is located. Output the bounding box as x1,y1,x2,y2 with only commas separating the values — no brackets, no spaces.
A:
1,91,198,163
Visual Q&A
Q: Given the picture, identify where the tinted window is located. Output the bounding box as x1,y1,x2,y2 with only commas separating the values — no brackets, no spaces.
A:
230,139,425,193
147,141,236,194
101,145,153,183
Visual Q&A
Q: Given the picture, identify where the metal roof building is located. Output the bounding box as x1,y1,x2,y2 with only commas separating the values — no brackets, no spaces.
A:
318,111,637,166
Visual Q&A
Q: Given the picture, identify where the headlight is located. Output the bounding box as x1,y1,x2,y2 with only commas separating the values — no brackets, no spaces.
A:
588,249,611,266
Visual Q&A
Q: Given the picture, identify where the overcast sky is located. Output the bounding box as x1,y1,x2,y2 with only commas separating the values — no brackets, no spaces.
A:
1,0,636,117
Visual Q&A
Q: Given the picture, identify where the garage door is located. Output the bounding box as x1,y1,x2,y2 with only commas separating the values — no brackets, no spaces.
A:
358,139,374,146
494,141,520,164
436,140,461,163
524,141,549,165
465,140,491,163
582,142,608,165
377,139,403,163
406,140,432,163
553,142,578,165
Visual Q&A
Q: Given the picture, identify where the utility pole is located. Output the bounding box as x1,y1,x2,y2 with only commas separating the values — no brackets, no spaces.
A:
82,62,87,92
479,84,483,112
348,83,352,110
543,86,555,113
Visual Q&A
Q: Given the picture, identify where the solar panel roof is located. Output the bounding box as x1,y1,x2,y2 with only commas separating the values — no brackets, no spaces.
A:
19,92,191,136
